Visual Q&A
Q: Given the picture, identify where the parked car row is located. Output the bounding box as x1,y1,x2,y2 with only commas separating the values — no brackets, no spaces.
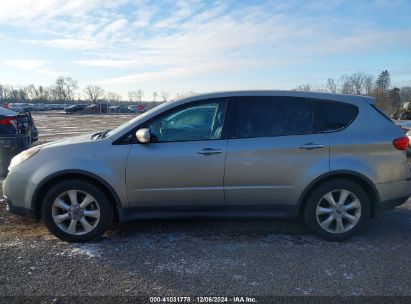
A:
3,102,147,114
8,103,68,112
64,104,146,114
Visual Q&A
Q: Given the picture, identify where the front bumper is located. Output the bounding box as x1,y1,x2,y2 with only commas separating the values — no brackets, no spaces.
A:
1,196,36,218
2,167,39,219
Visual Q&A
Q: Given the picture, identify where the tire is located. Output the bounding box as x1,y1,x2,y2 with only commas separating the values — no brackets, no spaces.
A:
42,179,113,242
303,179,370,241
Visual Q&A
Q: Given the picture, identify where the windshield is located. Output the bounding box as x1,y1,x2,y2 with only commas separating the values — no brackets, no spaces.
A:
106,100,174,137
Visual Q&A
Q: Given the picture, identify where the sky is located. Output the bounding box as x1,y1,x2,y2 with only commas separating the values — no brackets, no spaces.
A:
0,0,410,100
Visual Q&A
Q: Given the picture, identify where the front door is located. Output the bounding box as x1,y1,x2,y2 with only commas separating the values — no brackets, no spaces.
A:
126,98,228,209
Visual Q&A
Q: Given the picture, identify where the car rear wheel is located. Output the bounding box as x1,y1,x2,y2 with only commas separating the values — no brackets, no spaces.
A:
42,179,113,242
303,179,370,241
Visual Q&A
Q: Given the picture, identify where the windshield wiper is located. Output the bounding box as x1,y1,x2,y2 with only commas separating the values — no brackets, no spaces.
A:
91,129,111,139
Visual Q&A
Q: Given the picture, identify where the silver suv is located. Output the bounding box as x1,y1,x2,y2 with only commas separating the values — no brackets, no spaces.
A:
3,91,411,242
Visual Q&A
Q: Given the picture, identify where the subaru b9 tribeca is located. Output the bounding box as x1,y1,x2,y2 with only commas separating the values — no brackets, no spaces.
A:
3,91,411,242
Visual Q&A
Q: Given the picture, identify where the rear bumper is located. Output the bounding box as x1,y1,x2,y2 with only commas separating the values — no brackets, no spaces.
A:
378,196,410,212
374,178,411,216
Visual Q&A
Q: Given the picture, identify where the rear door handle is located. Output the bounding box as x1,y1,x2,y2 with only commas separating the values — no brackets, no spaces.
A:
197,148,223,155
299,143,324,150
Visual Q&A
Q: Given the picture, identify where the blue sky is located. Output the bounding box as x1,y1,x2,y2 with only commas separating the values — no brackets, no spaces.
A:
0,0,410,99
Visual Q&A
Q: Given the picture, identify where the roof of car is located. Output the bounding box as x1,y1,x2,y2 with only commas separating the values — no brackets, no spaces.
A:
177,90,375,105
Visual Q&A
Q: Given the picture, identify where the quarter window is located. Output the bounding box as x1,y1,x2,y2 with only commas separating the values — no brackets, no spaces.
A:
146,99,227,143
313,100,358,132
234,96,314,138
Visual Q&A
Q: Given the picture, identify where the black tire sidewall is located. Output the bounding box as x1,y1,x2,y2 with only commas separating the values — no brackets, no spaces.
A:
42,179,113,242
304,179,370,241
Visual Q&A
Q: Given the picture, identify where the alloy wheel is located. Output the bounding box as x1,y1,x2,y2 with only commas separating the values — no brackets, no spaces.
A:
51,190,101,235
315,189,361,234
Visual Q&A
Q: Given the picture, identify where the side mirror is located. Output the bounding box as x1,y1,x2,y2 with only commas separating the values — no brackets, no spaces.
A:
136,128,151,143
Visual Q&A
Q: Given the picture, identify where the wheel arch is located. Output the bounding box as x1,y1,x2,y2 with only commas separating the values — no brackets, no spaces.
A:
33,170,122,220
297,170,380,218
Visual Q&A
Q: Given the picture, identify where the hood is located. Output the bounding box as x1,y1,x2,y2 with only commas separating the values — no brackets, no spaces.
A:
38,133,96,149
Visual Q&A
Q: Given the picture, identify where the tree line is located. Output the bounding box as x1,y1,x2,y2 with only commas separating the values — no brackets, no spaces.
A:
0,77,170,108
295,70,411,115
1,71,410,115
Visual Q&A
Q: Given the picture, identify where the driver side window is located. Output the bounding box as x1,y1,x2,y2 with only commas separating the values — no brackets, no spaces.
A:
147,99,228,143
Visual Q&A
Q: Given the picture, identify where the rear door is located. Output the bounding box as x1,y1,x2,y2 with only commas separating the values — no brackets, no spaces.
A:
224,96,329,209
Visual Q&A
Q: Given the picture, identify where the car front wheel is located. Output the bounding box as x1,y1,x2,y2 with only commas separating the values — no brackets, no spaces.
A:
42,179,113,242
304,179,370,241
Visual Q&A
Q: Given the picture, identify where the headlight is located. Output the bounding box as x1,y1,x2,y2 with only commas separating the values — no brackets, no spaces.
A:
8,146,40,170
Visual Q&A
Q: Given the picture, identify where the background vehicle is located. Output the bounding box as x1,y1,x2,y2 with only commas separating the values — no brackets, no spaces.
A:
64,104,88,114
0,107,38,142
392,102,411,120
8,103,34,112
396,120,411,155
108,105,130,113
0,107,38,176
128,104,146,113
3,91,411,242
81,103,109,114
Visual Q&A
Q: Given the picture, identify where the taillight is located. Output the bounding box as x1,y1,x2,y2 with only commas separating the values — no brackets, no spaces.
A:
393,136,409,150
0,117,17,128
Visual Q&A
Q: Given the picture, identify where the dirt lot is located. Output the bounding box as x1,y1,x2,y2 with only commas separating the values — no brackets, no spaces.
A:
33,112,132,145
1,112,411,300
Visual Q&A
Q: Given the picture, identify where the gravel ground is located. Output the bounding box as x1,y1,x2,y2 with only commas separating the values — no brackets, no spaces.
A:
1,113,411,300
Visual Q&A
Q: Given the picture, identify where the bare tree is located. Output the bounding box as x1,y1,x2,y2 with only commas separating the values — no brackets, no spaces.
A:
176,91,197,99
160,91,169,102
51,76,78,102
26,84,38,101
128,89,144,103
153,91,158,102
128,91,135,102
106,92,122,103
339,75,354,94
364,75,375,95
0,84,5,100
350,72,366,95
326,78,337,93
295,84,311,91
84,85,105,104
16,85,29,101
399,86,411,102
136,89,143,103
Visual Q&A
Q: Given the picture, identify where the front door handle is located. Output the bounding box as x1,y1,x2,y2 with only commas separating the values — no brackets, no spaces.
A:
197,148,223,155
299,143,324,150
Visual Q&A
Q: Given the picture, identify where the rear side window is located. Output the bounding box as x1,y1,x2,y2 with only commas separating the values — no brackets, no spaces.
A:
234,96,314,138
313,100,358,132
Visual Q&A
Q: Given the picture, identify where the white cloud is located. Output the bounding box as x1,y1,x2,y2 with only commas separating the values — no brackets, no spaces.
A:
73,59,136,68
25,38,100,51
4,60,48,70
3,59,58,77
